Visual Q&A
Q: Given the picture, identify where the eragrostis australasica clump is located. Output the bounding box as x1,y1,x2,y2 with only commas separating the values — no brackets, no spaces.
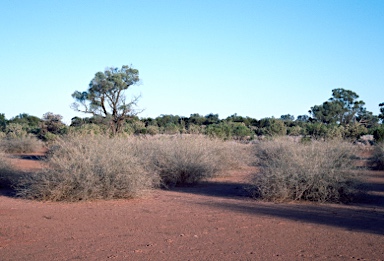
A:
13,134,249,201
248,138,362,203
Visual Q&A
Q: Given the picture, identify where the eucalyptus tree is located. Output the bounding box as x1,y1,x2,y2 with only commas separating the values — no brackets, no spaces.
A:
309,88,369,126
72,65,141,134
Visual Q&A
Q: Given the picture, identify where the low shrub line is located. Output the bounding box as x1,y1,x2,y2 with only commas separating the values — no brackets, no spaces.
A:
0,134,371,203
6,134,248,201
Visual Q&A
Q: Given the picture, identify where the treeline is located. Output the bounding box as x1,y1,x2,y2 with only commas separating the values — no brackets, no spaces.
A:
1,88,384,142
71,111,384,142
0,112,67,141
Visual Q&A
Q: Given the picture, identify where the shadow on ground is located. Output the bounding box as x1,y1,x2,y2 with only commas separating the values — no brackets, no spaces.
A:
172,171,384,236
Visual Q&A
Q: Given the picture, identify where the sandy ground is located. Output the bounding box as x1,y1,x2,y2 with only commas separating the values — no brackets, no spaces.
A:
0,152,383,261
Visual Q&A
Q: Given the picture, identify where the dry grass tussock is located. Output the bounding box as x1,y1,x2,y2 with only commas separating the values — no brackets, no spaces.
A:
249,138,362,203
14,134,251,201
0,136,43,153
371,142,384,170
15,135,157,201
143,135,251,187
0,152,22,189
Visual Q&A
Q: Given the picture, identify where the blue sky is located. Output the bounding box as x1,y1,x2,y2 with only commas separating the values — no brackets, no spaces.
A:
1,0,383,124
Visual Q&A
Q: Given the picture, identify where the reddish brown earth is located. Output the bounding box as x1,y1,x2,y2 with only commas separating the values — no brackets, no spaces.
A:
1,152,384,261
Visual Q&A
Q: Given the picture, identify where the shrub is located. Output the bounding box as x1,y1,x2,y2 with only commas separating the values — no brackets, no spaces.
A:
13,134,252,201
15,135,158,201
305,123,343,140
371,143,384,170
187,124,203,134
0,152,21,189
372,126,384,143
205,123,232,140
0,136,43,153
343,123,368,141
69,123,108,136
4,123,28,139
249,138,361,203
231,123,252,140
256,118,287,137
146,125,159,135
144,135,249,187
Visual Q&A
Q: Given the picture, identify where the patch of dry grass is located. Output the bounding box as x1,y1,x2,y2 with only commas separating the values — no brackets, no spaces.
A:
14,134,251,201
15,135,158,201
371,142,384,170
0,152,21,189
143,135,250,187
0,136,43,154
249,138,361,203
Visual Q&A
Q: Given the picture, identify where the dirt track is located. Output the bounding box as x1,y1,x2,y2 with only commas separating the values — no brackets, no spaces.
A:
1,154,383,260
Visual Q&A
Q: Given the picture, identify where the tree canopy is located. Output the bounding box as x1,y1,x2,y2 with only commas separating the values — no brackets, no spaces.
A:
379,102,384,123
309,88,372,126
72,65,141,134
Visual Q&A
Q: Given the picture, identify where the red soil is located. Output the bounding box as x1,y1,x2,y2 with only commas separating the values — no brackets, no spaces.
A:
1,153,383,261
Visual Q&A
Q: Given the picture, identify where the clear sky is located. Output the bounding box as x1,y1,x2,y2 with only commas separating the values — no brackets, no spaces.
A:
1,0,383,124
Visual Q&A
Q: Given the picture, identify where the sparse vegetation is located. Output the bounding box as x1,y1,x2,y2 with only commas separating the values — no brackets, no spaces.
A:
0,136,43,153
12,134,250,201
249,138,361,203
145,135,249,187
14,135,158,201
0,152,21,189
371,142,384,170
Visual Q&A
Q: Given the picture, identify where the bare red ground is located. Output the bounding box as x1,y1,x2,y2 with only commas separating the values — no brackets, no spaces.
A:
1,153,383,261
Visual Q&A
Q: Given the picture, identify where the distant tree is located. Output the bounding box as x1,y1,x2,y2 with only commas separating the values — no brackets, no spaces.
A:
41,112,66,135
0,113,7,132
155,115,180,128
309,88,368,125
356,107,379,128
296,115,309,122
280,114,295,121
256,118,287,136
189,113,205,126
141,117,158,127
226,114,256,126
8,113,41,133
379,102,384,123
71,65,141,135
204,113,220,125
70,116,85,127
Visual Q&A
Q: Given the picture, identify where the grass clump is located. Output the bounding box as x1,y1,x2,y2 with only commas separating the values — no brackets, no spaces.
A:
249,138,361,203
143,135,249,187
371,143,384,170
0,136,43,153
15,135,157,201
0,152,21,189
12,134,251,201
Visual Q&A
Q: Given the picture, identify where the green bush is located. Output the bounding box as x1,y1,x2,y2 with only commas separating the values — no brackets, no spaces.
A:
249,138,361,203
372,126,384,143
343,123,368,140
256,118,287,137
231,123,252,140
146,125,159,135
205,123,232,140
69,123,108,136
305,123,343,140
